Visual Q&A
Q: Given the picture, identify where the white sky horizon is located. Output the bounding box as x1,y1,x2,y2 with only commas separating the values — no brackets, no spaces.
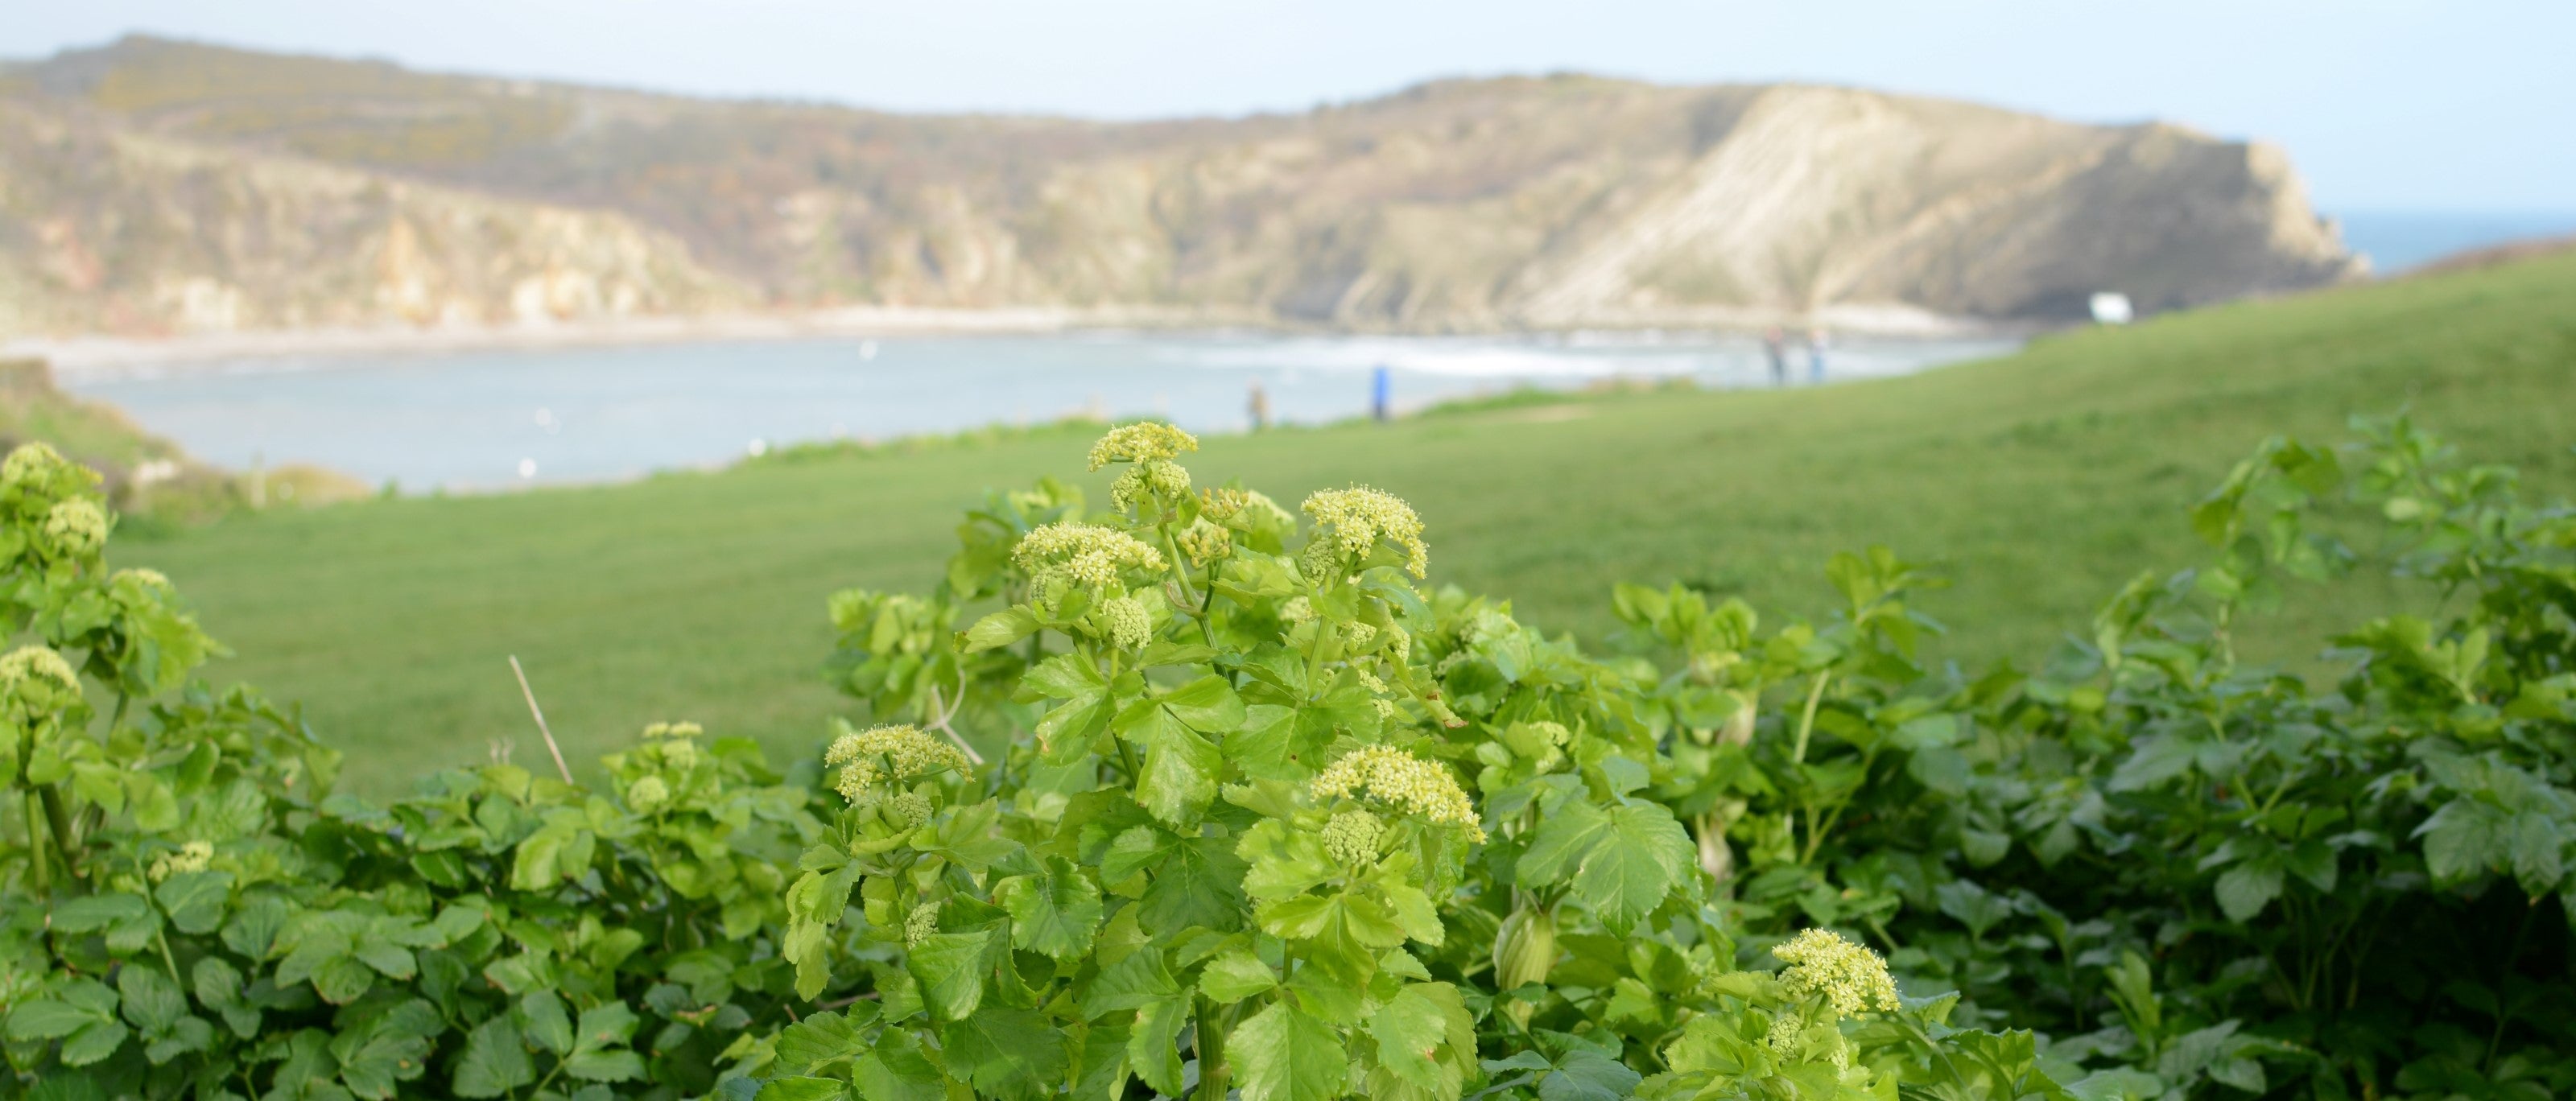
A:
4,1,2571,213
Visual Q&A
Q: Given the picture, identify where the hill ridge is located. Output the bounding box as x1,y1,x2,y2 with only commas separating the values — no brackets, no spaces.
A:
1,35,2361,339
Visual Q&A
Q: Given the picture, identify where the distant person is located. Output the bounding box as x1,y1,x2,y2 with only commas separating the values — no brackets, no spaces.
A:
1372,365,1392,423
1806,327,1829,385
1762,327,1789,387
1248,379,1272,431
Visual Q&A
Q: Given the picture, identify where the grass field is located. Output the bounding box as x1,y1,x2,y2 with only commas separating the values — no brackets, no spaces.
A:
118,251,2576,794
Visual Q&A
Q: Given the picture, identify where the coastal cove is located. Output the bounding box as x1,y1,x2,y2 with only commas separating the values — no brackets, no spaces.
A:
60,329,2018,491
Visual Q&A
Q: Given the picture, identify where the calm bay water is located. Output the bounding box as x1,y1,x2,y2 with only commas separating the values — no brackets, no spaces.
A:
68,331,2017,491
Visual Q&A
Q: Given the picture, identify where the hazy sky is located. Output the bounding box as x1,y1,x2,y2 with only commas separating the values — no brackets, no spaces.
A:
5,0,2570,212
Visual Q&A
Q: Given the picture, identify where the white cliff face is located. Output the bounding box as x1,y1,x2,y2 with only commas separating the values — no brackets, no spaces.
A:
1,40,2360,337
0,101,749,340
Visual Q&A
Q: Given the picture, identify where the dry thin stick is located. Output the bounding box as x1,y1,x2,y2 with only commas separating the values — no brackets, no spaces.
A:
509,655,576,784
922,670,985,765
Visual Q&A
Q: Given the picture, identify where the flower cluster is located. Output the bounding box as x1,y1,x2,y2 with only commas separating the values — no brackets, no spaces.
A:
1087,423,1199,469
625,776,671,812
1179,520,1231,566
1311,745,1485,840
1013,523,1166,592
1090,423,1201,513
903,901,940,947
1112,462,1194,513
43,498,107,558
884,790,932,829
1773,928,1901,1017
1302,486,1429,578
1,645,81,714
1322,809,1384,868
113,567,172,592
1,442,77,493
1,645,77,691
638,720,702,770
824,724,972,802
149,840,213,882
1199,487,1248,522
1102,596,1152,652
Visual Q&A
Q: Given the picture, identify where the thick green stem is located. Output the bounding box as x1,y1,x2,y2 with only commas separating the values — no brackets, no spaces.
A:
1789,671,1831,765
1194,997,1233,1101
37,785,80,889
155,926,184,987
23,793,49,893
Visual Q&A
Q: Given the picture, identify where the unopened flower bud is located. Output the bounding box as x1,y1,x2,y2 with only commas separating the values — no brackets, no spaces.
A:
886,790,932,828
625,776,671,812
1322,810,1383,868
1179,521,1231,566
1103,596,1151,652
1199,487,1247,522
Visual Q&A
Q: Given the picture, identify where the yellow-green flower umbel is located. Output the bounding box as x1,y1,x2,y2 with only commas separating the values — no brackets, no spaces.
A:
1,442,85,497
42,498,107,559
1311,745,1485,841
1089,423,1199,513
1301,485,1429,578
0,645,82,715
1772,927,1901,1018
1013,522,1166,592
1088,422,1199,469
824,724,972,802
149,840,213,882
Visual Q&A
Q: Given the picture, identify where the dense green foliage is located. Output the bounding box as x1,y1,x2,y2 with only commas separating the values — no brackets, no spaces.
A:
128,249,2576,794
10,396,2574,1101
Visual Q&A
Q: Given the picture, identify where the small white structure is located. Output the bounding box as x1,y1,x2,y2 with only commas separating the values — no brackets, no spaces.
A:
2090,292,2135,325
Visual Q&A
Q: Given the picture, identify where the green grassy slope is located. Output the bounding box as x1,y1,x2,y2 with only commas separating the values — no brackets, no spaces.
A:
123,252,2576,793
1,357,187,471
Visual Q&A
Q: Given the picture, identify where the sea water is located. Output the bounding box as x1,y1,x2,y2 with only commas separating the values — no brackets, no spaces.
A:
64,331,2017,491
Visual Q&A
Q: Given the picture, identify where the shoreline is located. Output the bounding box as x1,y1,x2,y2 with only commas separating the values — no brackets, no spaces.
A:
5,302,2033,377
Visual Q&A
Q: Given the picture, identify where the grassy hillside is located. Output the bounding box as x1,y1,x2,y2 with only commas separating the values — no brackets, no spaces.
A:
121,251,2576,794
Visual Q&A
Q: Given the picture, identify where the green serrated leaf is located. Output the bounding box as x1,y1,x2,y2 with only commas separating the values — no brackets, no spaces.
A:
1199,950,1277,1003
1230,1001,1348,1101
908,927,1001,1022
453,1016,534,1098
2214,862,2284,922
941,1005,1070,1101
152,871,233,936
518,991,573,1054
1128,995,1191,1096
1001,858,1104,960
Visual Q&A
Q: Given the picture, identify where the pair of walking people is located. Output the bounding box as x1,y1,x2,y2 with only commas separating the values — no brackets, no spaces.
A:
1764,326,1829,386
